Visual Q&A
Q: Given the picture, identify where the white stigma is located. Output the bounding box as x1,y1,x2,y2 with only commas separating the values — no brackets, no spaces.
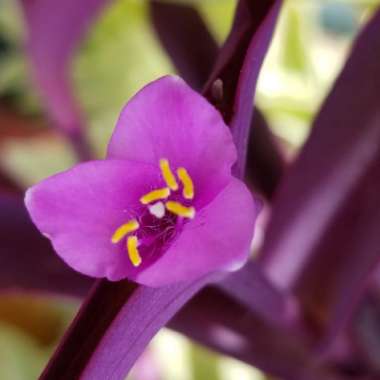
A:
148,201,165,219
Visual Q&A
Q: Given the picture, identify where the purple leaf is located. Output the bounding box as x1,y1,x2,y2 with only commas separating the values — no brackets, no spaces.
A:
247,110,285,199
295,152,380,348
351,291,380,373
203,0,283,178
170,287,343,380
19,0,111,159
149,0,218,92
0,192,91,296
218,260,297,327
260,9,380,344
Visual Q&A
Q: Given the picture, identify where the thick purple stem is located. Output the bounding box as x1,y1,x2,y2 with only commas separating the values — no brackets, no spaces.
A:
40,277,211,380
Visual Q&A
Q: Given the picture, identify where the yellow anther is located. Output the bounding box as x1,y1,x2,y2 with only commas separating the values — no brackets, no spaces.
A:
140,188,170,205
165,201,195,219
111,220,139,243
127,236,142,267
160,158,178,191
177,167,194,199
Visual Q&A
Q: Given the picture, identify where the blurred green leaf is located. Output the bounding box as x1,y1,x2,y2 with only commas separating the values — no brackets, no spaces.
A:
189,344,220,380
0,294,77,380
0,133,75,186
0,323,46,380
281,5,308,73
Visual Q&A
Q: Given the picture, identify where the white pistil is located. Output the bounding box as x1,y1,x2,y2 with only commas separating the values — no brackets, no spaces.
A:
148,201,165,219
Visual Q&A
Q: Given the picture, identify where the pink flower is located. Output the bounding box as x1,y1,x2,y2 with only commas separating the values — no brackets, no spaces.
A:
25,76,259,287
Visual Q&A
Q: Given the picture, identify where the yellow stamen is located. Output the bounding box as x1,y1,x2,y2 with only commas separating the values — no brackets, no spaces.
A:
177,167,194,199
165,201,195,219
140,188,170,205
111,220,139,243
127,236,142,267
160,158,178,191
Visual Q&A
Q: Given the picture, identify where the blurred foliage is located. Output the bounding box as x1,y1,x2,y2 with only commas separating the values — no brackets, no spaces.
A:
0,0,379,379
0,294,77,380
256,0,376,151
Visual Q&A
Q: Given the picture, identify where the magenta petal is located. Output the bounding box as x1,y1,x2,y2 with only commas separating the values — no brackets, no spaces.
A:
25,160,160,281
136,178,259,287
107,76,237,203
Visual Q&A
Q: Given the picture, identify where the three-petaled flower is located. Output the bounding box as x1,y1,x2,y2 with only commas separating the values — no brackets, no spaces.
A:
25,76,260,287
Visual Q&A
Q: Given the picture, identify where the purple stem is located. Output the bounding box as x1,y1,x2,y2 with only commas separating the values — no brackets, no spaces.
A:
40,277,211,380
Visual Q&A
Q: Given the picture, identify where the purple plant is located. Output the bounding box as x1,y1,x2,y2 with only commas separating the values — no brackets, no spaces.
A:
1,0,380,379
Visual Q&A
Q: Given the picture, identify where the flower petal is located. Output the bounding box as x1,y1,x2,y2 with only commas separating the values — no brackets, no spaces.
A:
135,178,259,287
25,160,161,281
107,76,237,205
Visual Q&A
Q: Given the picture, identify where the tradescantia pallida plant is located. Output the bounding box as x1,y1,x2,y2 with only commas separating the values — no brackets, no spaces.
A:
0,0,380,379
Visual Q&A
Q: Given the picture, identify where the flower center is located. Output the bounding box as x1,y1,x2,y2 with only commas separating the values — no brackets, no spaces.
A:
111,158,195,267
